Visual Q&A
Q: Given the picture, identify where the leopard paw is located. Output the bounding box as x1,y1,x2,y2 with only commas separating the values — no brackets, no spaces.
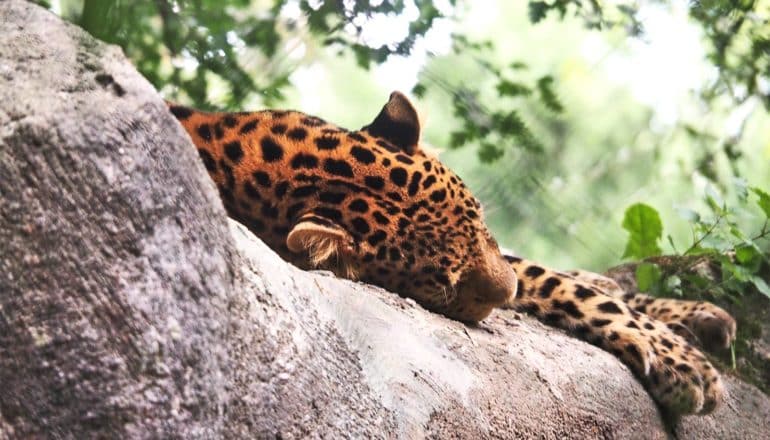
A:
678,303,736,351
605,315,724,415
643,337,725,415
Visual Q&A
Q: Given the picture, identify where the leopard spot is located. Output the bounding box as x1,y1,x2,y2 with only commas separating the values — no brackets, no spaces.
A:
349,199,369,213
197,124,212,142
376,139,400,153
290,153,319,169
169,105,193,120
364,176,385,190
524,265,546,278
319,191,347,204
253,171,271,188
324,159,354,178
598,301,624,314
301,116,326,127
430,189,447,202
315,136,340,150
395,154,414,165
408,172,422,197
287,127,308,141
351,217,370,234
574,285,597,299
390,167,408,187
223,115,238,127
274,181,289,199
348,132,367,143
367,230,387,246
314,207,343,222
260,136,284,162
224,141,243,163
372,211,389,225
214,123,224,140
553,299,584,319
422,175,437,189
243,181,261,200
538,277,561,298
386,192,403,202
240,120,259,134
351,146,376,164
291,185,318,198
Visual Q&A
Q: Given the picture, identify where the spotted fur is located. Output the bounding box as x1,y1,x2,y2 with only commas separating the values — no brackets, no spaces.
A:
504,256,733,415
169,92,516,322
168,92,736,415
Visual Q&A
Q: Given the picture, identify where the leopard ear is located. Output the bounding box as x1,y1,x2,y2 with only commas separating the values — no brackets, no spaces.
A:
286,216,357,279
363,91,421,154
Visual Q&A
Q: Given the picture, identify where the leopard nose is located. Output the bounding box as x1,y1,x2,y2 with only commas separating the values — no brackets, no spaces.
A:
450,255,517,322
474,254,518,305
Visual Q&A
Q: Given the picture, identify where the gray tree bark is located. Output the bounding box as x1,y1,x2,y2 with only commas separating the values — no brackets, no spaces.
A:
0,1,767,438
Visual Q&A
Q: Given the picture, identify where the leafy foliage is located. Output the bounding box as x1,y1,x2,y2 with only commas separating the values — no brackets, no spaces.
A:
54,0,768,165
56,0,462,109
621,203,663,259
527,0,770,109
621,185,770,302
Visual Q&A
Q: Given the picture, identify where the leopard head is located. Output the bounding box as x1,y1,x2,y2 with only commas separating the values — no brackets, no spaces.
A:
284,92,517,321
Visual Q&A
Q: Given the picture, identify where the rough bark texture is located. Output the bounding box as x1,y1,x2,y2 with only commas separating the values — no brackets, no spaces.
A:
0,1,768,438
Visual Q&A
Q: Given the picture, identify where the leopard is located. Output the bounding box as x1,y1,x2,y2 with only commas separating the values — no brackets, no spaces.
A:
167,91,736,416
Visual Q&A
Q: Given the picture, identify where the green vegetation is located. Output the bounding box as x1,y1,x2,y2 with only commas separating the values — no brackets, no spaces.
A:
624,186,770,302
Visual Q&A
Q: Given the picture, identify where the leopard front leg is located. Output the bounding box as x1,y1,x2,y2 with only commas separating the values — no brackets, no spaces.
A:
568,269,737,351
504,256,724,415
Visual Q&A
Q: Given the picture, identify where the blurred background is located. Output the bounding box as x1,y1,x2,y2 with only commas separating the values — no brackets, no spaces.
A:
41,0,770,272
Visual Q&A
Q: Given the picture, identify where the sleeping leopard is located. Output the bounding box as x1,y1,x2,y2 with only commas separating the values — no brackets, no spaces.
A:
167,92,736,416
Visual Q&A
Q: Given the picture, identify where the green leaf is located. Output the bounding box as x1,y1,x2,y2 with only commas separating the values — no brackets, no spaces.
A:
622,203,663,259
412,83,427,98
705,184,725,213
536,75,564,113
478,142,504,163
528,1,549,24
751,187,770,218
751,276,770,299
496,79,532,97
636,262,662,293
735,243,761,265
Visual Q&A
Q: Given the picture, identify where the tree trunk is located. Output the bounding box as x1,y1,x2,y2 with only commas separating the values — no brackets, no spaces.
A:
0,1,767,438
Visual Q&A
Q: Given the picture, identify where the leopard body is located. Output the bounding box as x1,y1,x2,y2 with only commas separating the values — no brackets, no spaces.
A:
168,92,736,416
